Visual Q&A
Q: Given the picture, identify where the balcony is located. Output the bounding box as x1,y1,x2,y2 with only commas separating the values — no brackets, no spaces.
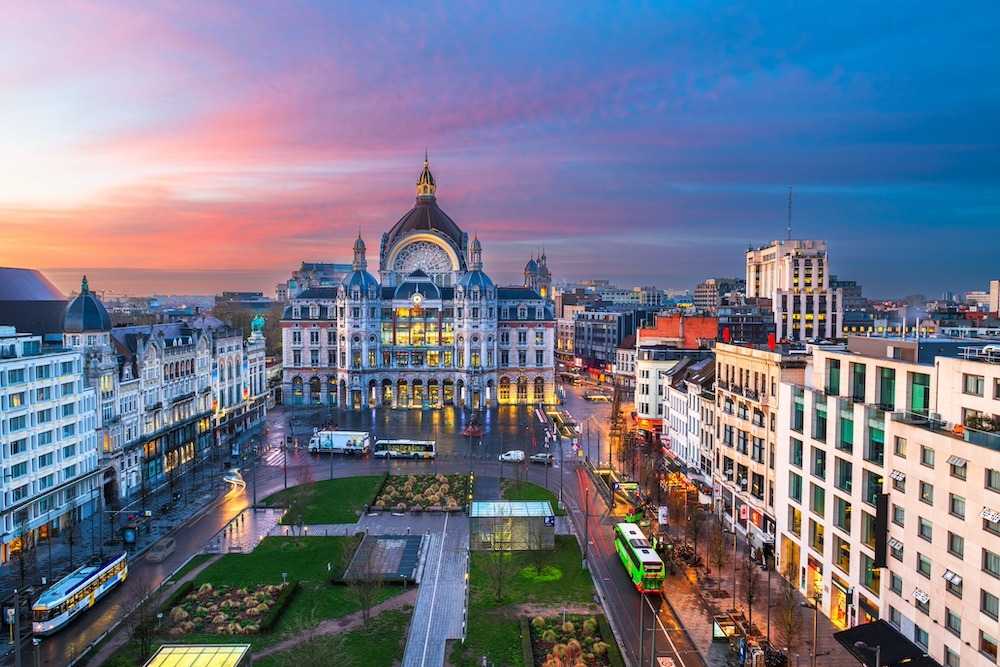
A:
890,411,1000,453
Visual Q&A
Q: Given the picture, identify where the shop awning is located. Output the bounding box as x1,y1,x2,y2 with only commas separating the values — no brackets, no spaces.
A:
834,620,941,667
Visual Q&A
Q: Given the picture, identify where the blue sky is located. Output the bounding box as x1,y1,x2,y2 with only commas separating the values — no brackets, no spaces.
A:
1,1,997,298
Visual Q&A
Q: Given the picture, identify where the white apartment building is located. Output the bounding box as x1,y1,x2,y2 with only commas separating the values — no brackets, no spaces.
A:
664,357,714,475
0,328,99,565
633,345,710,443
746,239,843,342
716,342,807,557
775,336,1000,666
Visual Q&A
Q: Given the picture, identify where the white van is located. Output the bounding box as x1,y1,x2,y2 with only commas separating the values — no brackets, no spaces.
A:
146,537,176,563
498,450,525,462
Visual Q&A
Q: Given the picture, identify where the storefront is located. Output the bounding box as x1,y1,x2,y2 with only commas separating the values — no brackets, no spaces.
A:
830,574,851,629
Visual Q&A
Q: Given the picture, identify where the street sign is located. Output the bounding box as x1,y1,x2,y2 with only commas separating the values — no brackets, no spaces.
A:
544,516,555,526
658,506,668,526
657,658,676,667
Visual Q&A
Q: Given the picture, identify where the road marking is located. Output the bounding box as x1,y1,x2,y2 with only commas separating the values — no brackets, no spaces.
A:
420,511,449,667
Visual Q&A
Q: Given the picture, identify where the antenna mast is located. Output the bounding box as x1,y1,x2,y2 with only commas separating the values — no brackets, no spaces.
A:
787,185,794,240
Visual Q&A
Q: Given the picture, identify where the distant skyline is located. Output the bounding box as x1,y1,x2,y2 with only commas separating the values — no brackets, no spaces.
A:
2,2,999,300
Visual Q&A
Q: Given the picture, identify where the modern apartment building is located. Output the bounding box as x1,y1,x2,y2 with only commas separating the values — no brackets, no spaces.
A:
0,328,100,565
775,335,1000,665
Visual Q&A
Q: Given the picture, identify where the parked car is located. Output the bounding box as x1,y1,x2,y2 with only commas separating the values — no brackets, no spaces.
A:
529,452,555,465
498,450,525,462
146,537,176,563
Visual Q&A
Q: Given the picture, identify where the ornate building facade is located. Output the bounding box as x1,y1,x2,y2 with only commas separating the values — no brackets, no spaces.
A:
281,159,556,409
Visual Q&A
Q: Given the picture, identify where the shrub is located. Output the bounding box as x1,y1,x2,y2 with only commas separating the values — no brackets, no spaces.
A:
561,621,575,633
542,629,558,642
169,607,189,622
161,580,195,613
198,583,213,594
583,617,598,636
259,582,298,634
593,641,609,655
531,616,546,628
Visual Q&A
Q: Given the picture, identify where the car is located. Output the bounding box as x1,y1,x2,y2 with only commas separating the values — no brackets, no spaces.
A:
529,452,554,465
146,537,175,563
498,450,525,462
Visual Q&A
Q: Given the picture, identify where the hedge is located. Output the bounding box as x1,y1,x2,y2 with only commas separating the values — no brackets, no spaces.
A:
259,581,299,634
520,617,534,667
597,615,626,667
159,580,194,614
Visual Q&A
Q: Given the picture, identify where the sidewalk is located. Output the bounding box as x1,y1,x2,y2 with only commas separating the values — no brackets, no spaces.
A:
658,531,859,667
0,466,224,599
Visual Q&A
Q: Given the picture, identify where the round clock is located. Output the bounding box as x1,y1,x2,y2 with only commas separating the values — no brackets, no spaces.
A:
411,292,423,306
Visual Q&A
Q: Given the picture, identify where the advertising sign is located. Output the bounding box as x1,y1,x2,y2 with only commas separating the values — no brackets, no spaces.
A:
658,506,669,526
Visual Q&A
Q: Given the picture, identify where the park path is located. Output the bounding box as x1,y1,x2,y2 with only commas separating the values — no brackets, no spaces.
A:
255,587,419,659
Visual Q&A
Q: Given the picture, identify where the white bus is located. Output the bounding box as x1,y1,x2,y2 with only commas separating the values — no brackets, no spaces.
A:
308,430,371,455
372,439,436,459
33,552,128,635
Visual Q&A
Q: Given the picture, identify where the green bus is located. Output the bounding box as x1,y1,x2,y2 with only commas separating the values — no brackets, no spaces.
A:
613,522,664,594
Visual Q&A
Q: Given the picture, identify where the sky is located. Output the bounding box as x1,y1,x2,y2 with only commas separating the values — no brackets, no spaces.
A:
1,2,998,300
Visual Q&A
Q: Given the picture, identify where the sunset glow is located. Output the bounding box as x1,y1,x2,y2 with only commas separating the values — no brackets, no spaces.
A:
1,2,998,297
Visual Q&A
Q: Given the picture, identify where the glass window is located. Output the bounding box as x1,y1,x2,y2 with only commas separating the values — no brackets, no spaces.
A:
948,532,964,558
811,447,826,479
984,549,1000,578
921,446,935,467
890,572,903,594
834,496,852,532
918,518,932,541
944,609,962,637
949,494,965,518
789,472,803,503
894,435,906,457
878,366,895,410
920,481,934,505
860,553,879,593
790,438,803,467
981,630,998,661
963,373,985,396
892,504,905,527
810,483,825,517
944,647,960,667
989,468,1000,493
835,458,852,492
982,590,999,620
918,553,932,578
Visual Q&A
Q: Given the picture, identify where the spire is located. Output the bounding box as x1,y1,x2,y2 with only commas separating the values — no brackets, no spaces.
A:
81,276,89,293
352,233,367,271
417,152,436,199
469,233,483,270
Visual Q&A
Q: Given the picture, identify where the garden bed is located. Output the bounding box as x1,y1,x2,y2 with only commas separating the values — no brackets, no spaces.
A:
374,473,470,511
165,582,288,636
529,615,615,667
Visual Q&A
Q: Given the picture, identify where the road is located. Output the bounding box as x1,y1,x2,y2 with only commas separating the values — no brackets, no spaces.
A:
24,384,702,667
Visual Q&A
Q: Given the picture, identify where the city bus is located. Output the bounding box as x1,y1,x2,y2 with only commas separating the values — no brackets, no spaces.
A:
32,552,128,635
372,439,437,459
613,523,664,594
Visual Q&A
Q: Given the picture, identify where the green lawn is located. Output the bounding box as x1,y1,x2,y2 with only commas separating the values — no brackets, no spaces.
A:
451,534,597,667
102,535,407,665
253,607,412,667
163,554,214,584
501,479,567,516
260,475,386,524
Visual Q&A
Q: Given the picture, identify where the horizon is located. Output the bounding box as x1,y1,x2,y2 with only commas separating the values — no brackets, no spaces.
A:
3,3,999,299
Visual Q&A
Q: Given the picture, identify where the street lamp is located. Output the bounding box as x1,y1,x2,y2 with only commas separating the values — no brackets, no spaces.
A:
801,591,821,667
854,641,881,667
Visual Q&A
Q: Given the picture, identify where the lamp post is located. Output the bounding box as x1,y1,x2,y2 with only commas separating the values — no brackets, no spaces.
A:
46,509,53,583
854,641,881,667
801,591,821,667
582,479,589,571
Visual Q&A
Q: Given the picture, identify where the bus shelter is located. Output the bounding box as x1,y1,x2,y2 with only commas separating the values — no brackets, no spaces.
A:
469,501,555,552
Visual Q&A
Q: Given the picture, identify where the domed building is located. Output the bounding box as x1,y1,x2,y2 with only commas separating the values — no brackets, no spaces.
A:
281,158,556,410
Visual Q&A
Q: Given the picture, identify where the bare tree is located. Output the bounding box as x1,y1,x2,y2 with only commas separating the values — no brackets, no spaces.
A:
774,560,803,657
288,464,316,539
10,509,35,588
64,507,81,569
342,534,385,631
511,461,527,493
689,506,706,563
279,606,347,667
667,490,686,541
123,570,158,663
708,519,730,596
480,511,517,602
739,548,762,632
524,518,549,575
